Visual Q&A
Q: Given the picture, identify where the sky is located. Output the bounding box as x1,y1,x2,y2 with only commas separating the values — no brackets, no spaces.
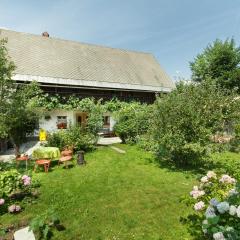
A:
0,0,240,80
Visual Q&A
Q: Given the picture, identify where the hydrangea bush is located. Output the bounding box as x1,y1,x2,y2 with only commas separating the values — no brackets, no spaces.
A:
0,169,32,215
183,171,240,239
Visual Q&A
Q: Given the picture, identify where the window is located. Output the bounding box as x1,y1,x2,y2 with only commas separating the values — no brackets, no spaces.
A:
57,116,67,129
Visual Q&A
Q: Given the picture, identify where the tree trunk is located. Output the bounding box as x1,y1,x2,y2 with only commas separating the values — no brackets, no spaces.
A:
10,136,20,157
14,144,20,157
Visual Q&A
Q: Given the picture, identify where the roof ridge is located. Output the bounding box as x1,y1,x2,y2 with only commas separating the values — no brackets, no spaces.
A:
0,28,153,56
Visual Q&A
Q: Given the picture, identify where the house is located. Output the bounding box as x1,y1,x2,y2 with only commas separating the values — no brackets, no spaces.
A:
0,29,174,133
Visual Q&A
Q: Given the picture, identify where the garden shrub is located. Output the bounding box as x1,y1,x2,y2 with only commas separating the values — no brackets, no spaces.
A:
113,102,152,143
66,125,97,151
229,123,240,153
182,171,240,239
151,81,240,167
229,138,240,153
46,130,69,151
210,152,240,180
46,126,96,151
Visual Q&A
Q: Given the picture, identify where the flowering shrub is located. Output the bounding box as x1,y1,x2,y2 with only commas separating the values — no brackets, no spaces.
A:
183,171,240,239
0,169,32,215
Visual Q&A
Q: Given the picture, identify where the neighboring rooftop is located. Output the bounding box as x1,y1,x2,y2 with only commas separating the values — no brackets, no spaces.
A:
0,29,174,92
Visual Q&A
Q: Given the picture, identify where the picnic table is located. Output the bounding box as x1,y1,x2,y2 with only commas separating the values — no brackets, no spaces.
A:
32,147,61,160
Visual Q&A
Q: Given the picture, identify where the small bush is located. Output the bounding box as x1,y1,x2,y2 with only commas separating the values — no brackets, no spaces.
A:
46,131,68,151
210,152,240,180
171,143,208,166
229,137,240,153
30,209,63,240
113,102,152,143
46,126,96,152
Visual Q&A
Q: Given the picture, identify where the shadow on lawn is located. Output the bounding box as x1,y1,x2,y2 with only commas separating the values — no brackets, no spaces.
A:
152,155,225,176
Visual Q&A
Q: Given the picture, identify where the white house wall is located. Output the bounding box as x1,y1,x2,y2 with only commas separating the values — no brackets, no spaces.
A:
39,110,75,132
39,110,116,132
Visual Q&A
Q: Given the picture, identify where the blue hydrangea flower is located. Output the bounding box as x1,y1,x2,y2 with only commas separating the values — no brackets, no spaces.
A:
210,198,219,207
205,206,216,218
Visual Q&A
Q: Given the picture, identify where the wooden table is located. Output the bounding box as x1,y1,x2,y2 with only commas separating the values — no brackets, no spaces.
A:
32,147,61,172
32,147,61,160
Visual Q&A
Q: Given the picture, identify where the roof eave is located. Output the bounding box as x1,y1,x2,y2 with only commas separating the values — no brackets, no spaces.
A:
12,74,173,93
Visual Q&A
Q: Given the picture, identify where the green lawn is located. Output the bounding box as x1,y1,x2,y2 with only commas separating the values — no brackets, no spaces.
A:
0,145,195,240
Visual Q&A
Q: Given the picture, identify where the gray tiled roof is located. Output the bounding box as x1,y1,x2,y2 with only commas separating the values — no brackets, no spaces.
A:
0,29,174,91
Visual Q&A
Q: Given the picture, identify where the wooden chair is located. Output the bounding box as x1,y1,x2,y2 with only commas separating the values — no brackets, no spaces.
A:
58,148,73,168
16,155,29,169
34,159,51,173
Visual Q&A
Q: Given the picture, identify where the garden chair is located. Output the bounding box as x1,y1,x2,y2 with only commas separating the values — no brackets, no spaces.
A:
58,148,73,168
34,159,51,173
16,154,29,170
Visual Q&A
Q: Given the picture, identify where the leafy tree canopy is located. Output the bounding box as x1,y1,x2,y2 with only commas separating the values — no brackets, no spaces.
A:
0,39,42,154
151,81,240,166
190,39,240,91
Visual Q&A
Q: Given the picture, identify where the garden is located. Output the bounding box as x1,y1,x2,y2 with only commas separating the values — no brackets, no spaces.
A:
1,37,240,239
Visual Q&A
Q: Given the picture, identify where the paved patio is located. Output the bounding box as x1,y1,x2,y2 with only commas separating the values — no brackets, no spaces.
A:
97,137,122,145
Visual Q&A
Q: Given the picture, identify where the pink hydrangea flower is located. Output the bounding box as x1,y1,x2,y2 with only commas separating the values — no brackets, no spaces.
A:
8,204,21,213
190,186,205,199
219,175,236,184
0,198,5,205
22,175,31,186
194,201,205,211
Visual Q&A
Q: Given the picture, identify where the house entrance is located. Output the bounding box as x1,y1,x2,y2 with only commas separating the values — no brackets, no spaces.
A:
76,112,88,127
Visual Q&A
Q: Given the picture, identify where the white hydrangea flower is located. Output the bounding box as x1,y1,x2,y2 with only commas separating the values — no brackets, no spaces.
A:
236,206,240,218
213,232,225,240
202,219,208,234
228,188,238,196
201,176,208,183
226,226,234,232
193,186,198,191
217,202,229,214
229,205,237,216
207,171,217,179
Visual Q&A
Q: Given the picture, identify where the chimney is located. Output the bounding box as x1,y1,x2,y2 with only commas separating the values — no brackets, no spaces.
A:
42,32,49,37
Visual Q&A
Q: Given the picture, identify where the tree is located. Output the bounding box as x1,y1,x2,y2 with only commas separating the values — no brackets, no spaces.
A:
151,81,240,166
6,82,42,155
0,39,41,155
190,39,240,91
0,39,16,138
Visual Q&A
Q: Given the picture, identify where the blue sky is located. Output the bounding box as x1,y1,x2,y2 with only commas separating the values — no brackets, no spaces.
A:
0,0,240,80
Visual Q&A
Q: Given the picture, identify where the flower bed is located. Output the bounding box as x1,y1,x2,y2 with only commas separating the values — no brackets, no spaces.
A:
0,169,37,215
183,171,240,239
